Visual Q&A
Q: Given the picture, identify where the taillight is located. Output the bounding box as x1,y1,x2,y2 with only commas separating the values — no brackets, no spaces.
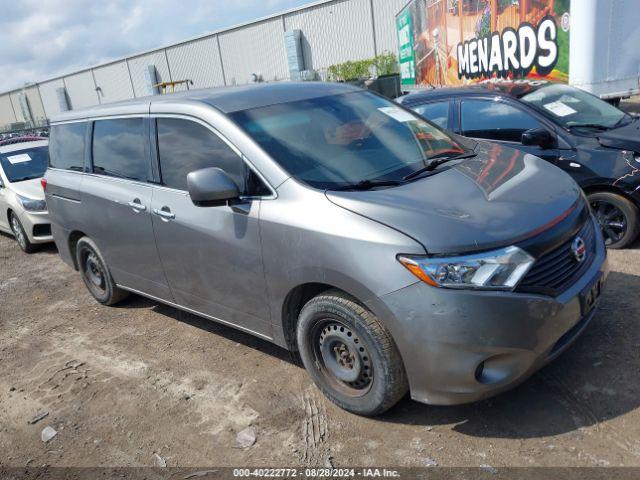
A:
40,178,47,191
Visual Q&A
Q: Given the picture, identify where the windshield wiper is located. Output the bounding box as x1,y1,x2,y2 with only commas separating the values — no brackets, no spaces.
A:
332,179,404,191
567,123,611,131
403,152,477,181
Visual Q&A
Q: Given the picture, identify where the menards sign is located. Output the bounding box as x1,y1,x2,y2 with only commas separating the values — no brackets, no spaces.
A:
396,0,570,87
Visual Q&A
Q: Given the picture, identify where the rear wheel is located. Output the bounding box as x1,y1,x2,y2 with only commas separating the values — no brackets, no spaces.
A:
10,212,36,253
589,191,640,249
76,237,128,305
297,290,408,416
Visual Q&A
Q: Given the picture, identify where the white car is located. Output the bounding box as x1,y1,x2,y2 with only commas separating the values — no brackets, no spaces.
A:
0,138,52,252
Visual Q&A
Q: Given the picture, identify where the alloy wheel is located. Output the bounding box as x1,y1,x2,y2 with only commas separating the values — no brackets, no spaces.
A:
591,200,627,246
10,215,26,250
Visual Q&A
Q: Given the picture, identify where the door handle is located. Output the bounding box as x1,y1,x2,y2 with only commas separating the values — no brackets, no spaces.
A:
153,208,175,220
128,200,147,212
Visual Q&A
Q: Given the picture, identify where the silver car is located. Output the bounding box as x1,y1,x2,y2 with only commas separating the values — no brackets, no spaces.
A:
45,83,608,416
0,138,52,252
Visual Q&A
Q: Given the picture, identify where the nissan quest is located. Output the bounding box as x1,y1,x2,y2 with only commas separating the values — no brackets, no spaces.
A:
44,83,608,416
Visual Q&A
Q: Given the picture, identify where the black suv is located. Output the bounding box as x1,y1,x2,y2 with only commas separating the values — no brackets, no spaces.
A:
400,80,640,248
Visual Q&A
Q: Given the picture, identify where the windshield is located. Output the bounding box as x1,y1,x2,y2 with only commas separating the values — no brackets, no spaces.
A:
0,146,49,183
230,91,466,189
521,84,629,129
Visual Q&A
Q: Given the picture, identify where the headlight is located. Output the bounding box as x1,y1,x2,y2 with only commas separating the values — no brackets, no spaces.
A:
398,246,535,291
17,194,47,212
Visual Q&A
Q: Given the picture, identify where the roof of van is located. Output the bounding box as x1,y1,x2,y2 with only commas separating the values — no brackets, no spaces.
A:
51,82,362,123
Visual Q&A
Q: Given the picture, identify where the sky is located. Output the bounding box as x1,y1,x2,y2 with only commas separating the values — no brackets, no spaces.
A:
0,0,312,92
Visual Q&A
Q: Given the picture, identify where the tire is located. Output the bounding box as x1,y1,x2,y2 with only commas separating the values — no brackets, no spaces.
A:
296,290,408,416
9,212,36,253
75,237,128,305
588,191,640,249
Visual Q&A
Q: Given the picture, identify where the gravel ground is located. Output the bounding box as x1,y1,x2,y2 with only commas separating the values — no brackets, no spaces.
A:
0,229,639,469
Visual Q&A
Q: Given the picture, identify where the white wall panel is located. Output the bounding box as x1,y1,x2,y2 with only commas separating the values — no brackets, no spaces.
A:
166,36,225,90
8,86,46,124
219,18,289,85
38,79,66,118
372,0,406,55
0,94,16,128
65,70,98,109
93,61,134,104
284,0,376,72
127,50,171,98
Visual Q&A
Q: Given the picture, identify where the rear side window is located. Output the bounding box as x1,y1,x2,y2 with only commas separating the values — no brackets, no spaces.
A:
92,118,148,181
461,99,541,142
49,123,86,171
157,117,269,195
413,101,449,129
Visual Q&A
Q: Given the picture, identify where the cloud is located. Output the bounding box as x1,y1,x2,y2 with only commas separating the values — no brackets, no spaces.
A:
0,0,310,92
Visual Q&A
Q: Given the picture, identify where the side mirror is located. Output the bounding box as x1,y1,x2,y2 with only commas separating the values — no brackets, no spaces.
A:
522,128,555,149
187,167,239,206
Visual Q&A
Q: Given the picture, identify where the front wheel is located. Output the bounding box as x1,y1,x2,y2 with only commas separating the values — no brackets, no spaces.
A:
76,237,128,305
589,191,639,249
297,290,408,416
10,212,36,253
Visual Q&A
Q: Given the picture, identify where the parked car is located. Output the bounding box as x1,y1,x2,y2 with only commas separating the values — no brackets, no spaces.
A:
45,83,607,416
399,80,640,248
0,137,52,252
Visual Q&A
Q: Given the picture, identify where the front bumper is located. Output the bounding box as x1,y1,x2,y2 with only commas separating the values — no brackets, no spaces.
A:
376,221,609,406
18,209,53,244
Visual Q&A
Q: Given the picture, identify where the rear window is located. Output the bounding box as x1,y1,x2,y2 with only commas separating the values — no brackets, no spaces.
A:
92,118,148,182
0,146,49,183
49,123,86,171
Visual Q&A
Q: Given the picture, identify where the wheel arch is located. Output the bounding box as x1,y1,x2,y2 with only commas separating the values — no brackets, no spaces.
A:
582,183,640,207
67,230,88,270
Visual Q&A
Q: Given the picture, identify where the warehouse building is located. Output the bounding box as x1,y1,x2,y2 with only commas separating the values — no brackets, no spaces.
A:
0,0,407,132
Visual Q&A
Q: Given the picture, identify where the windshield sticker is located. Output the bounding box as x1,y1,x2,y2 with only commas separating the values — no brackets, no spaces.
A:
378,107,416,123
543,101,577,117
6,153,32,164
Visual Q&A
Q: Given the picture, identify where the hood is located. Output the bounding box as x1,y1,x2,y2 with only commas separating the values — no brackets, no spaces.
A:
597,118,640,152
9,178,45,200
326,143,581,255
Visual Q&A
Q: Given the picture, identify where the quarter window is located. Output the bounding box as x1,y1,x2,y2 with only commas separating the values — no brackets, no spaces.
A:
92,118,148,181
156,118,269,195
49,122,86,171
412,101,449,129
461,99,541,142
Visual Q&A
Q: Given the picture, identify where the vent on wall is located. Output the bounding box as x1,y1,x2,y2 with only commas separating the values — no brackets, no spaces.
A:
17,92,33,125
284,30,305,81
56,87,70,112
144,65,159,96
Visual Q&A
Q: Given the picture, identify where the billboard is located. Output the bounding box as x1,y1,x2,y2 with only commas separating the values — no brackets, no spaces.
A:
396,0,570,87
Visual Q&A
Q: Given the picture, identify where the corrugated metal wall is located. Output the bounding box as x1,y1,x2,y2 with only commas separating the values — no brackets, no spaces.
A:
93,61,135,103
0,94,16,126
372,0,406,55
64,70,99,109
166,36,226,90
284,0,376,72
0,0,405,130
219,19,289,85
127,50,171,98
38,79,66,119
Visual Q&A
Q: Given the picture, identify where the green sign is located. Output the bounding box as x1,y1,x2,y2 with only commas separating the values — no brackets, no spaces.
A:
396,7,416,86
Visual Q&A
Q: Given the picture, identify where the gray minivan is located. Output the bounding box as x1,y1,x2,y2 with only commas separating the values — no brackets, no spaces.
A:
45,83,608,416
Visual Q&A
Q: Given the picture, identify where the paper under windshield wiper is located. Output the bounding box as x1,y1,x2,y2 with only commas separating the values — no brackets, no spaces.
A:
403,152,477,181
332,179,404,191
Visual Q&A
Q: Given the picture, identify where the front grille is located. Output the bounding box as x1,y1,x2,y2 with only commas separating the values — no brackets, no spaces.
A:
517,219,596,296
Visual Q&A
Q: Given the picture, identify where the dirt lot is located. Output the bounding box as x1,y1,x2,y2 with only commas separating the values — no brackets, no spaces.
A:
0,229,639,469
